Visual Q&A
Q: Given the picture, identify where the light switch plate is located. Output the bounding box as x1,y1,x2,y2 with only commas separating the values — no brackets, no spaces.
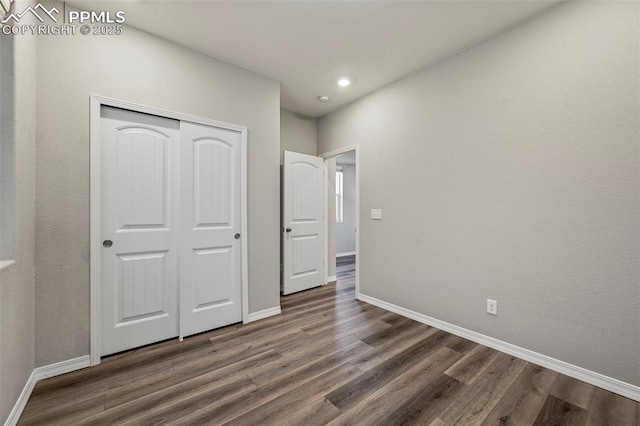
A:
371,209,382,220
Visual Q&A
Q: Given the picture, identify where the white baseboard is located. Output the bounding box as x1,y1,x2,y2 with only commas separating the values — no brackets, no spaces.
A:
4,371,36,426
33,355,90,381
0,260,16,271
246,306,281,323
4,355,90,426
357,293,640,402
336,251,356,258
326,275,337,283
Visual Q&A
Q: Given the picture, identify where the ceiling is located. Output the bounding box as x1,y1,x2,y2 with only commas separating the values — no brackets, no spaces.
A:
72,1,560,117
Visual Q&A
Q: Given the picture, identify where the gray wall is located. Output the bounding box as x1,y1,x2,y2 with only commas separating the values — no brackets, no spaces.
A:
0,19,36,423
280,109,317,163
336,163,356,255
0,34,15,262
318,1,640,386
35,1,281,367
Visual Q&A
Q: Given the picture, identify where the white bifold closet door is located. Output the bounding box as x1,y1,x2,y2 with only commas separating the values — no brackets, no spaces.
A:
179,121,242,338
100,107,242,357
100,107,181,356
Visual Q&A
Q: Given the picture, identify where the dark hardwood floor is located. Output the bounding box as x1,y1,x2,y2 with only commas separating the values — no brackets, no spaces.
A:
20,256,638,425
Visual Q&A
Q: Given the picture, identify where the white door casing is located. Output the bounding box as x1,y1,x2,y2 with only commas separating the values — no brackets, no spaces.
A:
179,121,242,338
282,151,325,295
320,145,360,299
100,106,180,356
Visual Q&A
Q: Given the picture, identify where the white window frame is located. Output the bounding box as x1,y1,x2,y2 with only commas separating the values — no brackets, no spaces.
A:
335,167,343,224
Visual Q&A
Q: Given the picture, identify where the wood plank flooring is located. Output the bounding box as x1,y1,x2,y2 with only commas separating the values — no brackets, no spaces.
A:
20,256,639,425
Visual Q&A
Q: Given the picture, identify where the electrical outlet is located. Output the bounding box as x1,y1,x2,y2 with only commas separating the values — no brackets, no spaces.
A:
487,299,498,315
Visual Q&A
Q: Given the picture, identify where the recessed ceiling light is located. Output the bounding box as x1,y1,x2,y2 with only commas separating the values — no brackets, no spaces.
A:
318,96,330,103
337,78,351,87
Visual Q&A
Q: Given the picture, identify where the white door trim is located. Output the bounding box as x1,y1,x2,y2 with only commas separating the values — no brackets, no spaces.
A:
319,145,360,299
89,95,249,366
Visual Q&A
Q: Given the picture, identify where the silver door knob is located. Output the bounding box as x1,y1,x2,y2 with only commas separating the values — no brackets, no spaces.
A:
103,240,113,248
234,233,241,239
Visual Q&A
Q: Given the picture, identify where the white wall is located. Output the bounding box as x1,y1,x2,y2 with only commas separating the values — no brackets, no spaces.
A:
35,1,281,367
0,15,36,423
336,163,356,255
318,1,639,386
280,109,317,163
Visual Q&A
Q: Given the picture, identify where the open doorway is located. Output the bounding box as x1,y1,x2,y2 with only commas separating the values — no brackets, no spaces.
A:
321,146,359,299
335,152,356,293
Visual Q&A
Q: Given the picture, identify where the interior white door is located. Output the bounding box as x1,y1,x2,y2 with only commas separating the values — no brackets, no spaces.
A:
179,121,242,338
283,151,325,295
100,106,180,356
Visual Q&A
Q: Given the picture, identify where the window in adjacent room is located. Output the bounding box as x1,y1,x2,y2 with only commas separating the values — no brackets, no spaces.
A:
336,167,343,224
